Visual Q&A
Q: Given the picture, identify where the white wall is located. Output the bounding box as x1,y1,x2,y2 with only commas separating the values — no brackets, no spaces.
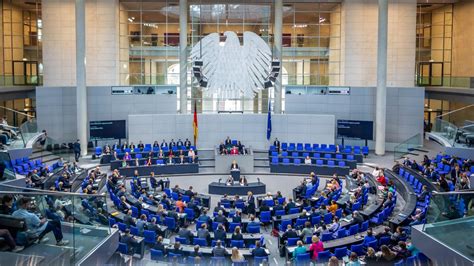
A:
127,114,336,150
341,0,416,87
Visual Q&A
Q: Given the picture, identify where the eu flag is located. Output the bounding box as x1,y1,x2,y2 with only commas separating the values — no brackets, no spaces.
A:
266,101,272,140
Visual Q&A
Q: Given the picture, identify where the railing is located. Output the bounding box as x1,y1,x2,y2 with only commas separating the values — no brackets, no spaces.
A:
0,151,15,181
0,74,43,86
0,186,112,265
430,104,474,147
393,133,423,161
421,191,474,261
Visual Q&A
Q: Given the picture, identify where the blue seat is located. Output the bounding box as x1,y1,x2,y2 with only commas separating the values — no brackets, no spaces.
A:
334,247,347,259
362,146,369,156
278,197,286,204
305,236,312,244
117,242,128,254
168,253,183,263
317,250,332,262
379,236,391,246
350,243,365,256
287,238,299,246
294,158,301,165
229,222,241,232
394,260,405,266
275,210,286,216
289,208,300,214
352,202,361,211
176,236,188,245
95,147,102,156
311,215,321,226
165,217,176,231
367,239,378,250
282,158,290,165
328,160,335,167
335,208,343,218
108,217,116,227
323,213,333,224
296,253,310,263
347,154,355,160
337,229,347,238
338,161,345,167
335,154,343,160
406,255,417,266
260,211,271,224
131,206,139,218
313,153,321,158
281,143,288,150
231,240,244,248
117,222,127,232
271,151,278,157
247,226,260,234
184,208,194,219
193,238,208,247
150,249,164,261
292,152,299,157
280,219,292,231
295,218,307,228
316,159,323,165
359,220,369,232
143,230,156,245
271,157,279,164
321,232,333,241
281,151,288,157
369,213,383,225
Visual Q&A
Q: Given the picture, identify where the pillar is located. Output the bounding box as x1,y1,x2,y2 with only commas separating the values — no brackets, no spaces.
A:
273,0,283,114
375,0,388,155
179,0,188,114
76,0,87,156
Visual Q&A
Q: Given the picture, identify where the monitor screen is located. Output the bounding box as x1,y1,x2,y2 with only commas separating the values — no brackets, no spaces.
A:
90,120,126,141
337,120,374,140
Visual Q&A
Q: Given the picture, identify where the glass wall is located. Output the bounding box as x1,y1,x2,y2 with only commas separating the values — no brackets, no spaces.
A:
0,0,42,86
119,1,341,113
416,4,453,87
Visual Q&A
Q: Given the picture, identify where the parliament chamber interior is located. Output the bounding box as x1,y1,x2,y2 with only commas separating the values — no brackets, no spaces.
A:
0,0,473,265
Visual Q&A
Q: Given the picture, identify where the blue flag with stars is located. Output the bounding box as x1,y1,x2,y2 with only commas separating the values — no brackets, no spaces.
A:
266,101,272,140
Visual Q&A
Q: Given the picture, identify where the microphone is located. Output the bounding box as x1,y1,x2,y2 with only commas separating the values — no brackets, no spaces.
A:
218,178,222,184
257,178,261,184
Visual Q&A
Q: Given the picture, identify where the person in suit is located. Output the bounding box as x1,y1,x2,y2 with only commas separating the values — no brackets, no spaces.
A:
170,242,184,256
224,137,232,147
232,210,242,223
123,209,136,227
273,138,281,152
137,141,144,151
237,141,245,154
153,141,159,148
239,176,248,186
197,223,211,245
147,217,165,237
169,139,176,148
247,215,260,228
214,224,227,242
120,229,138,254
251,241,267,257
153,236,166,254
281,224,298,244
185,186,194,198
184,138,191,148
160,139,168,149
285,198,296,213
213,210,228,228
259,202,270,213
212,240,228,257
219,142,227,155
189,245,202,259
246,191,256,215
231,226,244,241
178,226,194,244
121,141,129,150
352,211,365,224
177,139,184,147
451,165,462,182
73,139,81,162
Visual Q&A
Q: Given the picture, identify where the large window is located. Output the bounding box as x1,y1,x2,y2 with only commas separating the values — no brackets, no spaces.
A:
119,1,341,113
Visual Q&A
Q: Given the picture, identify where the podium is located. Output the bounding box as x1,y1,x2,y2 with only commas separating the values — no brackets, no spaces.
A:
231,169,240,181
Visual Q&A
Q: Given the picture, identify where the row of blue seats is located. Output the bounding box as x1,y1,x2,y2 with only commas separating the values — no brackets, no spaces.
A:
96,145,197,156
270,151,357,161
271,157,349,167
270,143,368,154
7,157,51,175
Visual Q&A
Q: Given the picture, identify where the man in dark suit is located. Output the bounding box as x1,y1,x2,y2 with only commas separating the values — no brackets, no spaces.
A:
417,185,429,201
214,224,227,242
232,210,242,224
120,229,138,253
184,138,191,148
178,226,194,244
273,138,281,152
160,139,168,149
224,136,232,147
169,139,176,148
219,142,226,155
273,200,284,216
451,165,461,182
251,241,267,257
213,210,228,228
185,186,194,198
246,192,256,215
73,139,81,162
177,139,184,147
123,209,136,227
285,198,296,213
259,202,270,212
197,223,211,245
281,224,298,244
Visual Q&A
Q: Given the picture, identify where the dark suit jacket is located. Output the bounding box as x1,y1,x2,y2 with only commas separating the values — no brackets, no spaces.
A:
231,233,244,241
214,229,227,242
252,247,267,257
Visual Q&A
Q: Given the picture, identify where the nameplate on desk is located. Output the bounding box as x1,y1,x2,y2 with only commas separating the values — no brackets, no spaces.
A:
111,211,120,216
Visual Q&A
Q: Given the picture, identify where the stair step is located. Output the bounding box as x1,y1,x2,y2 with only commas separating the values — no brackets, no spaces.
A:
199,165,214,168
199,161,215,167
255,165,269,168
198,158,215,161
254,158,269,161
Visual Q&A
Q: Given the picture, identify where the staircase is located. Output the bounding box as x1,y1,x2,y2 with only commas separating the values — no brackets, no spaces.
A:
198,149,216,174
253,149,270,173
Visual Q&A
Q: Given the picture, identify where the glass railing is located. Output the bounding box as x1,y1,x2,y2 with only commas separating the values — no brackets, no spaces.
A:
430,105,474,147
422,191,474,261
0,186,111,265
417,76,472,88
0,75,43,86
432,118,458,146
393,133,423,161
0,151,16,181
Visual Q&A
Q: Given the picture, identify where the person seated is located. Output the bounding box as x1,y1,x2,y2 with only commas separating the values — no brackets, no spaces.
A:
184,138,191,148
396,241,412,260
178,226,194,244
153,235,166,254
281,224,298,244
147,217,165,237
224,137,232,147
214,210,227,226
231,226,244,241
378,245,397,263
285,198,296,213
347,252,361,266
212,240,228,257
363,228,377,247
0,229,24,252
120,228,138,254
239,176,248,186
300,221,314,239
136,214,148,235
123,209,136,227
304,156,312,165
230,146,239,155
0,195,14,215
308,235,324,261
376,172,387,186
197,223,211,245
178,153,185,164
169,139,176,148
198,209,212,225
189,245,202,259
232,210,242,224
237,141,246,155
219,142,227,155
230,160,239,170
166,154,174,165
259,202,270,213
328,217,341,238
175,196,186,213
13,197,69,246
231,246,245,262
171,241,184,256
365,247,378,264
328,200,338,215
226,175,234,186
352,211,365,224
248,215,260,228
214,224,227,242
188,148,196,163
292,240,307,259
176,139,184,147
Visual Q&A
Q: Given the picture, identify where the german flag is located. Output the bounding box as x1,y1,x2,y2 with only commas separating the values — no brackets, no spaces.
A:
193,101,198,146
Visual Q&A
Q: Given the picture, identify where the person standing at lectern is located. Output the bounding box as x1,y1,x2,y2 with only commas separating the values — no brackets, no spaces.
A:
231,160,239,170
274,138,281,152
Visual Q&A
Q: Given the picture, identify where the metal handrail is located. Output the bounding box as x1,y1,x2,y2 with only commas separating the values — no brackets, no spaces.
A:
431,190,474,195
0,184,106,198
0,106,35,118
436,104,474,119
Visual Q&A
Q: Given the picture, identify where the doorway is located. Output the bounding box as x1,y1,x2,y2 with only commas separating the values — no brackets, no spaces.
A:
12,61,39,85
417,61,443,86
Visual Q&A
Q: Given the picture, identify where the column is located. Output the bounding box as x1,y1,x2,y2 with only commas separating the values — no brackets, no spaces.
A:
375,0,388,155
76,0,87,156
179,0,188,114
273,0,283,114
